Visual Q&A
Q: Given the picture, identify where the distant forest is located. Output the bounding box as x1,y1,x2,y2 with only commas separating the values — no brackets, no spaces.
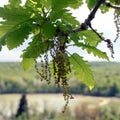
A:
0,62,120,97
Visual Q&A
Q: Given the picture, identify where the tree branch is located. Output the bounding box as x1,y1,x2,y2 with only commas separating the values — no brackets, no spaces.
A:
105,0,120,9
63,0,105,35
60,0,115,58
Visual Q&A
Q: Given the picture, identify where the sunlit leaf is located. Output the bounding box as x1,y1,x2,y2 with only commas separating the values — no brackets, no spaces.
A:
78,30,101,46
20,58,35,71
9,0,21,7
70,53,95,90
21,34,41,58
69,0,83,9
62,12,80,26
6,24,32,50
75,42,109,60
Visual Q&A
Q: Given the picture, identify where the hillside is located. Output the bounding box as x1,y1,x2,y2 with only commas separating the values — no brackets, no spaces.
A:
0,62,120,96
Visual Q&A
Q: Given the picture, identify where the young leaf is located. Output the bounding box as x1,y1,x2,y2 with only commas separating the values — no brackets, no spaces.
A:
9,0,21,7
50,9,68,22
62,12,80,26
75,42,109,60
0,18,34,49
78,30,101,46
20,58,35,71
51,0,70,11
0,5,32,21
42,22,56,39
0,21,19,47
51,0,83,11
69,33,80,43
21,33,52,59
6,23,32,50
70,53,95,90
21,34,41,58
69,0,83,9
86,0,97,10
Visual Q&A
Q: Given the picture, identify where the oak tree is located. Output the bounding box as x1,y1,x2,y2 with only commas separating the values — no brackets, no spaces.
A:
0,0,120,112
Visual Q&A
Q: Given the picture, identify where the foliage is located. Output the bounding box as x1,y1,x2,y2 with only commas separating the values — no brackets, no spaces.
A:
0,0,120,110
70,53,95,90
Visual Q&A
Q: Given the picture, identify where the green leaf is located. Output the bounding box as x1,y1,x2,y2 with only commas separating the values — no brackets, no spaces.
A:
30,0,42,5
69,33,80,43
51,0,83,11
6,23,32,50
0,5,33,41
21,34,41,58
51,0,70,11
0,4,34,49
62,12,80,26
0,19,34,49
24,0,43,14
56,20,73,32
75,42,109,60
70,53,95,90
20,58,35,71
50,0,83,22
42,22,56,38
0,21,19,46
86,0,97,10
0,5,32,21
0,45,2,51
50,9,68,22
69,0,83,9
99,0,115,13
78,30,101,46
21,33,52,59
86,0,114,13
9,0,21,7
100,4,110,13
30,0,52,9
109,0,115,3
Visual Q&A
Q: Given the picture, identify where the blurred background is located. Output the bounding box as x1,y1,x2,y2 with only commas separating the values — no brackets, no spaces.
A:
0,62,120,120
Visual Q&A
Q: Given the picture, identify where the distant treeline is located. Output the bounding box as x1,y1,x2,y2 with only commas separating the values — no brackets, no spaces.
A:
0,62,120,97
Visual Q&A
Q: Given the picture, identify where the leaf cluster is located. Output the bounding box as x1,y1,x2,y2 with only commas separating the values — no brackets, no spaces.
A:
0,0,113,91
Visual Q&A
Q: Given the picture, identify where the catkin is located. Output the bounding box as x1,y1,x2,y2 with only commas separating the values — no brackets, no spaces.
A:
114,1,120,42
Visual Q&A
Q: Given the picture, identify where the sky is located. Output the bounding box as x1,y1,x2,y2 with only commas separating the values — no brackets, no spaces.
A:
0,0,120,62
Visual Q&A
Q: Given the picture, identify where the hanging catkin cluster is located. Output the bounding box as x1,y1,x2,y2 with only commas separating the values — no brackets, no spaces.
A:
114,0,120,42
35,52,51,84
35,36,74,112
50,37,74,112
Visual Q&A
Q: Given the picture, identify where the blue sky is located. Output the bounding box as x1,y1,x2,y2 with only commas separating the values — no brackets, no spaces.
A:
0,0,120,62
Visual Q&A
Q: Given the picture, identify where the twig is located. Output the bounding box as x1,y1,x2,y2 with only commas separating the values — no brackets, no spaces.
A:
88,23,104,40
105,0,120,9
61,0,115,58
64,0,105,35
104,39,114,58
